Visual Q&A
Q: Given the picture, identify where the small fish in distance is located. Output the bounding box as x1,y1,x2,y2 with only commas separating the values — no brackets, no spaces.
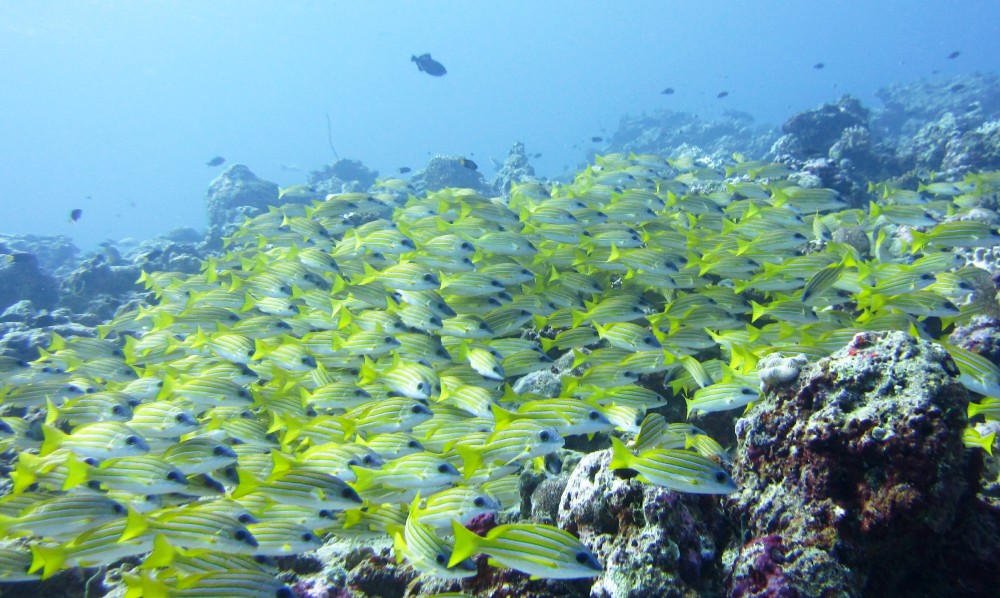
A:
717,91,729,99
813,62,825,69
458,158,477,171
591,137,603,142
947,51,960,59
412,53,446,76
661,87,674,95
69,209,83,223
398,167,411,174
206,156,225,167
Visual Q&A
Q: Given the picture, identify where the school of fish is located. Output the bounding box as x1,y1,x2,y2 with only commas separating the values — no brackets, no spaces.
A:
1,152,999,595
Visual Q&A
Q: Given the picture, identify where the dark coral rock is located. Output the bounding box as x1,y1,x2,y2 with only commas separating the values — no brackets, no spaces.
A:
726,331,1000,597
612,109,779,163
347,550,414,598
205,164,280,235
490,141,537,195
557,450,728,597
410,155,487,194
0,252,60,312
529,474,568,524
57,252,143,318
873,74,1000,138
780,96,869,158
309,159,379,195
0,234,79,274
948,316,1000,365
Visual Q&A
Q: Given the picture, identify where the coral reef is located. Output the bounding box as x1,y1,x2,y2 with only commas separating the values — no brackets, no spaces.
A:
0,252,59,313
309,159,380,195
777,96,870,158
205,164,280,237
490,142,537,196
409,155,487,194
726,331,1000,596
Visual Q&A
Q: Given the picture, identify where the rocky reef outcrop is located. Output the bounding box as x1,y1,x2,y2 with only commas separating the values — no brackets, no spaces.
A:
205,164,280,239
725,331,1000,596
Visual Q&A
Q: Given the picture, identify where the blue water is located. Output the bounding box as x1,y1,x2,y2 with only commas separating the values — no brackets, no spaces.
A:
1,0,997,251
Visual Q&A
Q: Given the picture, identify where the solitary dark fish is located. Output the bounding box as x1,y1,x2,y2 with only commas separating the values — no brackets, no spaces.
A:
458,158,477,171
813,62,825,69
533,153,542,158
69,209,83,223
206,156,225,167
661,87,675,95
717,91,729,99
591,137,603,142
398,167,411,174
412,53,447,76
947,51,960,59
950,83,967,92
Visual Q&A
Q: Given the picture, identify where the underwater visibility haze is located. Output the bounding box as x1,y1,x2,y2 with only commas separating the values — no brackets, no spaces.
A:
2,1,1000,597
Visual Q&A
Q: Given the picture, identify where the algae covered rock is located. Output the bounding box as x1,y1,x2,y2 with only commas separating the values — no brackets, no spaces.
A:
309,158,379,195
558,450,728,598
779,95,869,158
727,331,999,596
0,252,59,313
491,141,537,195
205,164,280,235
411,155,487,193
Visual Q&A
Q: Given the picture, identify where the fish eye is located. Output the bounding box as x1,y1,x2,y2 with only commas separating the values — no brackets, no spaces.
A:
491,280,503,288
112,405,126,416
575,551,593,565
306,407,318,417
383,337,395,344
347,458,359,467
301,356,317,367
234,529,250,541
125,435,139,446
473,496,486,507
87,480,103,490
435,553,447,565
166,471,183,482
175,413,190,423
341,488,359,500
411,404,428,414
742,388,755,395
319,509,334,519
539,430,552,442
416,382,426,391
302,532,315,542
437,464,453,474
588,410,600,420
84,457,100,466
276,588,295,598
112,502,127,514
422,274,435,282
238,513,256,524
212,445,231,456
643,336,656,345
430,316,442,327
407,440,421,449
715,471,729,483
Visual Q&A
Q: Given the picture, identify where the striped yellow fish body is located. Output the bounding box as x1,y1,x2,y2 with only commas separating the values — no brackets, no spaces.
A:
449,520,602,579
